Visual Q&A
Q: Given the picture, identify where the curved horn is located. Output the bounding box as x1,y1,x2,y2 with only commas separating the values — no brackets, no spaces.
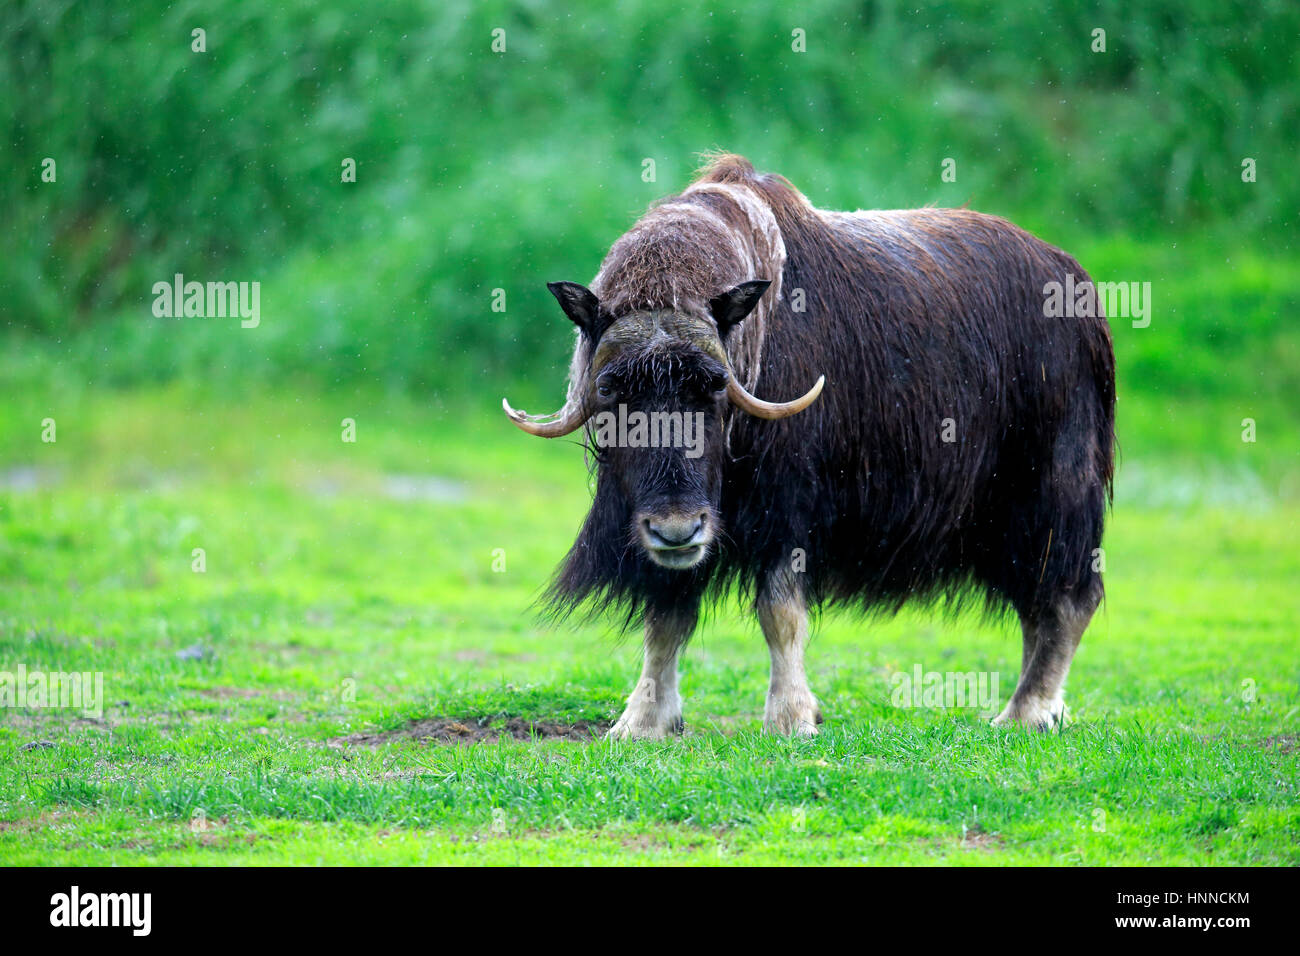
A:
726,372,825,420
502,396,590,437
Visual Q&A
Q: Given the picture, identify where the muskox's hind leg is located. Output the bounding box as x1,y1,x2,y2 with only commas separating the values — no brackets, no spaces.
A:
607,608,695,741
758,574,823,736
993,585,1101,730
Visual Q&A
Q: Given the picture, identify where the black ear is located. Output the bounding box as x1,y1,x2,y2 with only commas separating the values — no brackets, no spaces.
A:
709,280,771,336
546,281,604,337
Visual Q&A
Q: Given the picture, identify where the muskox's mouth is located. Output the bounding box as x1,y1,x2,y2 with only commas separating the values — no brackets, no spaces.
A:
645,543,706,570
637,511,713,570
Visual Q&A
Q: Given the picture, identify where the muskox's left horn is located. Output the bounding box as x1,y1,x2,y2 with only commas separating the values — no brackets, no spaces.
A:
501,396,590,437
726,372,825,420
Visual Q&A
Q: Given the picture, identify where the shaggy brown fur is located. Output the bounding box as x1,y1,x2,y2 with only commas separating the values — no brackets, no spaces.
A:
525,153,1116,733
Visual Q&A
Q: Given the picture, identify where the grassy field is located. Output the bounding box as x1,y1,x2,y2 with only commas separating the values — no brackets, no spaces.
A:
3,0,1296,869
1,358,1297,865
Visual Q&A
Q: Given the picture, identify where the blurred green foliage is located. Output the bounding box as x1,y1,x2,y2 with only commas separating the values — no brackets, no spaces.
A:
1,0,1296,397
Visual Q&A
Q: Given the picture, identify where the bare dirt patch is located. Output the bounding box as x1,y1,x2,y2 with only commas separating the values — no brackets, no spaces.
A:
1260,734,1298,754
331,715,611,747
957,823,1006,851
195,686,296,701
0,810,96,833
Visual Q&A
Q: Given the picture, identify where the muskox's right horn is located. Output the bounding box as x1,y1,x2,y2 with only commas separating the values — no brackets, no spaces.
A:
503,281,605,437
726,372,825,420
502,395,590,437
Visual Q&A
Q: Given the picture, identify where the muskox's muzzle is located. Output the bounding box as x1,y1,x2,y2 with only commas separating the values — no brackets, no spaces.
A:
637,509,713,569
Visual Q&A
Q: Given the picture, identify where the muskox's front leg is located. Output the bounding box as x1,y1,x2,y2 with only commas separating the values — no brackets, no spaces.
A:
606,608,695,741
758,575,823,736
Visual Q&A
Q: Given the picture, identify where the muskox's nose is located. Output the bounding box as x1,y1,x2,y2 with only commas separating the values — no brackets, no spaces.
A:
644,513,706,548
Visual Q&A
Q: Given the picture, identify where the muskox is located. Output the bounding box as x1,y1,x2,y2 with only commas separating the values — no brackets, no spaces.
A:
504,154,1115,738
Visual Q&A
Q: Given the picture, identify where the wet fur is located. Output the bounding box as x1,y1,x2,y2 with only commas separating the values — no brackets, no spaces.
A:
544,154,1116,630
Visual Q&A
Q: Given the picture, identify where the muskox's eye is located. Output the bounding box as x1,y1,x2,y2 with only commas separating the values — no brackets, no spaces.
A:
597,380,616,400
709,373,727,394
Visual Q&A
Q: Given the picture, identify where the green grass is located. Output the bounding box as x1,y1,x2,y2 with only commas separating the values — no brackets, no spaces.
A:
4,0,1297,866
1,372,1296,865
6,0,1298,385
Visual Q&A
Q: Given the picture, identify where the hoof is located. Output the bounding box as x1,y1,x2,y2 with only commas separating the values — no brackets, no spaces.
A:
763,692,822,736
606,709,684,741
992,695,1067,731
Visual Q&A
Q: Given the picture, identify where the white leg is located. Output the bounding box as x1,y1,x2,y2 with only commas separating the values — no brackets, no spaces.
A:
758,578,822,736
993,589,1099,730
607,610,693,740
